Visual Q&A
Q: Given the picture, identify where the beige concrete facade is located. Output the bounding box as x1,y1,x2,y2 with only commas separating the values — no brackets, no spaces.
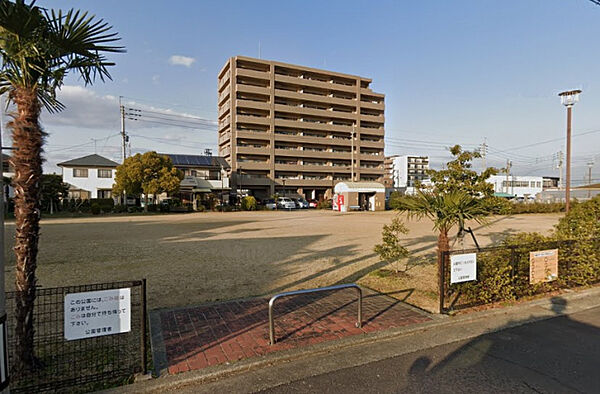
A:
218,56,385,200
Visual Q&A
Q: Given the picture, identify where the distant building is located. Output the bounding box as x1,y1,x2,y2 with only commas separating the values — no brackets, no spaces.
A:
163,154,231,207
58,154,118,199
217,55,385,201
542,176,560,189
488,175,543,199
384,155,430,188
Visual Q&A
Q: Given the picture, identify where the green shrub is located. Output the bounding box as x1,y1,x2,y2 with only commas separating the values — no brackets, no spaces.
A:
481,196,512,215
510,201,566,214
241,196,257,211
90,203,101,215
388,191,404,210
452,197,600,306
316,199,332,210
374,217,410,273
147,204,157,212
196,204,205,212
113,204,127,213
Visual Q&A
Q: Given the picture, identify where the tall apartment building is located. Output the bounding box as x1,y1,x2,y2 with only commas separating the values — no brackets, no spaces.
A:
217,56,385,200
384,155,430,188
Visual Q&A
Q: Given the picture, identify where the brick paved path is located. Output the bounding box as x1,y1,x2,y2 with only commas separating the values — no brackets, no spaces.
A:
156,290,431,374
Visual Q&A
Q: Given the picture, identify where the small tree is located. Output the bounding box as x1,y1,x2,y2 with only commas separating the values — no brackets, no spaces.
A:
241,196,257,211
40,174,69,214
113,152,183,210
374,216,410,273
425,145,498,197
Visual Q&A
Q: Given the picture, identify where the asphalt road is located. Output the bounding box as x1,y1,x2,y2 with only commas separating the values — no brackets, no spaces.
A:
261,305,600,394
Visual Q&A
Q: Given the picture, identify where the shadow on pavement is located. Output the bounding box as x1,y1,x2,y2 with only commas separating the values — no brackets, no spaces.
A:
404,296,600,393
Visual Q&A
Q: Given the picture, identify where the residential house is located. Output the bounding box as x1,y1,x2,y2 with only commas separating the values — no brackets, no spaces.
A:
58,154,118,199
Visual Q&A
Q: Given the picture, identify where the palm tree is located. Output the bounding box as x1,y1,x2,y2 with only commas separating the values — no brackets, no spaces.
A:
394,190,489,311
0,0,123,372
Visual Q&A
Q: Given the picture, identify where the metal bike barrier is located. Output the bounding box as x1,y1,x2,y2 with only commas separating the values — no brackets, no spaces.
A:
268,283,362,345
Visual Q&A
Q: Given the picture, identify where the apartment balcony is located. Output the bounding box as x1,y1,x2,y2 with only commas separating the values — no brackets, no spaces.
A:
218,116,231,132
236,67,271,80
274,133,352,147
237,161,270,171
236,129,270,139
236,146,270,155
218,74,230,92
219,146,231,156
236,99,270,111
273,103,355,122
274,118,353,133
357,126,384,136
236,84,271,96
218,86,230,105
235,114,271,126
360,113,385,123
274,148,351,160
218,101,230,118
359,153,384,161
274,163,349,173
274,89,356,107
360,100,384,111
359,139,384,149
275,178,333,187
218,131,231,145
275,74,357,94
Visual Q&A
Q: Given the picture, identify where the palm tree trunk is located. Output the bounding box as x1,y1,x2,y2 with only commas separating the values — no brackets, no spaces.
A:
9,88,45,373
437,229,450,313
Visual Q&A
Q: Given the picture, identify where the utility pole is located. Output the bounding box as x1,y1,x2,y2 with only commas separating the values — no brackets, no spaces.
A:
480,137,488,170
556,151,564,189
119,96,127,163
505,159,511,194
119,96,127,206
588,161,594,199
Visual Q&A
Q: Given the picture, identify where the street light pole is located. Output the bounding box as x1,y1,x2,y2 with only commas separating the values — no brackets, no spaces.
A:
559,89,581,213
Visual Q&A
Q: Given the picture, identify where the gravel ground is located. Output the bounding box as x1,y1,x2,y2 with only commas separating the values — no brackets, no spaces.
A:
3,211,561,311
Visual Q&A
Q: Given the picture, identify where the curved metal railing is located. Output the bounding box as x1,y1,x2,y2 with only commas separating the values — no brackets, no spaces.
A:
268,283,362,345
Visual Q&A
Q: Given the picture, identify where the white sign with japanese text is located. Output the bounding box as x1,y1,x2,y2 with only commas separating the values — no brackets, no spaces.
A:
64,288,131,341
450,253,477,284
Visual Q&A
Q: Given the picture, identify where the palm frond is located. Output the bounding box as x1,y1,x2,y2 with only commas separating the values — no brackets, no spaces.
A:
394,189,489,234
0,0,124,112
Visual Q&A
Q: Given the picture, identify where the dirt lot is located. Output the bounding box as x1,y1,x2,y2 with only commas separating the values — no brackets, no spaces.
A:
3,211,561,311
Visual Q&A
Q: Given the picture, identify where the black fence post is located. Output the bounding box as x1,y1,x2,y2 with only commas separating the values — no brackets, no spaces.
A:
141,278,148,375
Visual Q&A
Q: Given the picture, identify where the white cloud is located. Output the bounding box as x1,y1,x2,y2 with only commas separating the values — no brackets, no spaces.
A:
168,55,196,68
152,75,160,85
41,85,120,130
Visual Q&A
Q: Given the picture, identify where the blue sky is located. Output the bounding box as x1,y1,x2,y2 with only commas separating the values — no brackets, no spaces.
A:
16,0,600,183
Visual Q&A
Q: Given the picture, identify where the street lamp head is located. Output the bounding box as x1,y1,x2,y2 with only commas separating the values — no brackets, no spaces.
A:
558,89,582,107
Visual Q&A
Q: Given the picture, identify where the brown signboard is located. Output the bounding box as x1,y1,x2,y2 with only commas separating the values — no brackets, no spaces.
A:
529,249,558,284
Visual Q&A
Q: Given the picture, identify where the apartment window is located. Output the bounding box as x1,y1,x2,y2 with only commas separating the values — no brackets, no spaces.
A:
73,168,88,178
98,169,112,178
97,189,112,199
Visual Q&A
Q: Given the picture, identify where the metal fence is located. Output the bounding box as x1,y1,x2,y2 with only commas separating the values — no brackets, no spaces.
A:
440,238,600,312
6,280,147,393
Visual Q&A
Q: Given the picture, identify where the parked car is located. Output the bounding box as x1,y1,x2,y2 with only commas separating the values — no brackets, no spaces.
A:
291,197,309,209
262,199,277,210
276,197,296,209
307,199,318,208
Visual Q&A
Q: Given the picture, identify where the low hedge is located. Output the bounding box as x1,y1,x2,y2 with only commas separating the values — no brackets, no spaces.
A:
449,196,600,306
